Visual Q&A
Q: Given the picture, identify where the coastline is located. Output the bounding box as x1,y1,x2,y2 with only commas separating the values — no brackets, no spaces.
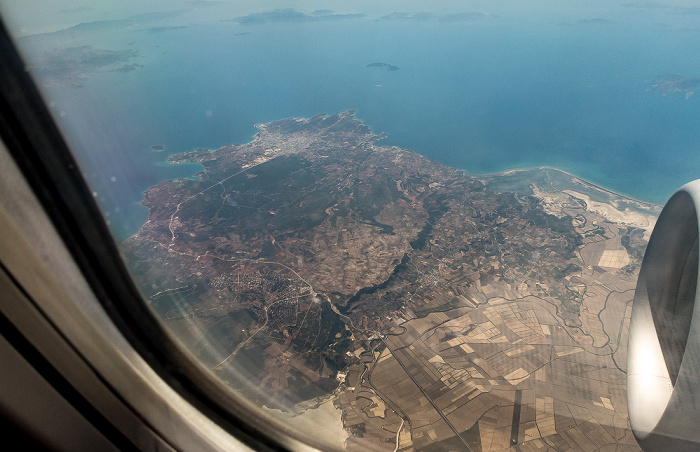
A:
475,164,661,236
474,165,662,211
121,113,664,245
261,399,348,450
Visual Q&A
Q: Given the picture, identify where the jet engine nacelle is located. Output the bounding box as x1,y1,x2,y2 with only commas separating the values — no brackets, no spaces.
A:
628,180,700,450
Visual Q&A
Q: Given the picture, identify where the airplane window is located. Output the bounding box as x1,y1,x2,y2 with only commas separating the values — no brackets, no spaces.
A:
2,1,700,450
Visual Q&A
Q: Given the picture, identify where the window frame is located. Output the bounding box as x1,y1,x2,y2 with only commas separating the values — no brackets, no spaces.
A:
0,16,331,452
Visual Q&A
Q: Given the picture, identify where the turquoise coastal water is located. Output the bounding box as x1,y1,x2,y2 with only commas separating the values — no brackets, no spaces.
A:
14,8,700,241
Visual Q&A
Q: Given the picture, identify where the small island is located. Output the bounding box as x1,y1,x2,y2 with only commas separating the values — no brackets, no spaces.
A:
647,74,700,99
151,144,164,152
366,62,399,71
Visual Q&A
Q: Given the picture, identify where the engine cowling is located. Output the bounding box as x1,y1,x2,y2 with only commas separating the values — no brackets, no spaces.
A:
628,180,700,450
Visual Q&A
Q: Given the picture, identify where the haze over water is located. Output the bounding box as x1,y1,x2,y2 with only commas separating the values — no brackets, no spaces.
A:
6,1,700,240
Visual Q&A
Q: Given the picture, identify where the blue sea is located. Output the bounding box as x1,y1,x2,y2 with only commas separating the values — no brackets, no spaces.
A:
15,7,700,241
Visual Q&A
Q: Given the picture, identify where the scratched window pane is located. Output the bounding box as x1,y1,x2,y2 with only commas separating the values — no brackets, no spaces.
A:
4,1,700,450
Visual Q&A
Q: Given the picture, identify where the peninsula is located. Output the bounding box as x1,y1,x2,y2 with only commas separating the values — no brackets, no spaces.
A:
123,111,658,451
